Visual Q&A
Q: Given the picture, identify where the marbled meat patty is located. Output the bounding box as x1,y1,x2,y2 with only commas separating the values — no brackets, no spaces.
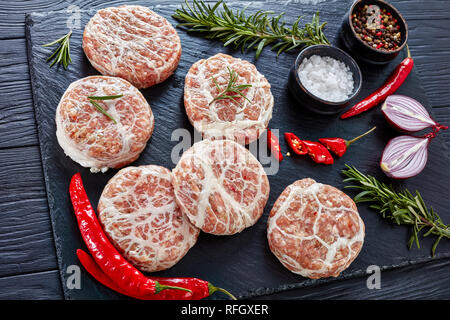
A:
184,53,273,144
98,165,200,272
267,178,365,279
83,5,181,89
172,139,270,235
55,76,154,173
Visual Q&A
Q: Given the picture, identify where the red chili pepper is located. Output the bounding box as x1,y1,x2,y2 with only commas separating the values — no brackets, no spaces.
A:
284,132,307,155
76,249,236,300
267,129,283,161
69,173,190,297
71,173,236,300
341,45,414,119
302,140,334,165
319,127,377,157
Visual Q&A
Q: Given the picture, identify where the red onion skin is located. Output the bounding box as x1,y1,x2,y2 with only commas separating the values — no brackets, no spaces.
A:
380,135,429,180
381,96,436,133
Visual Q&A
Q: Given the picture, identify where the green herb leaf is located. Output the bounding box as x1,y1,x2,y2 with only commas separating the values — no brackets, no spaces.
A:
42,30,73,69
87,95,124,101
342,165,450,257
89,100,117,124
209,67,252,106
172,0,330,59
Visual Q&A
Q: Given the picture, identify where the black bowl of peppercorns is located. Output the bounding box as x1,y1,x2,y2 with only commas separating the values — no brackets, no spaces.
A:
340,0,408,64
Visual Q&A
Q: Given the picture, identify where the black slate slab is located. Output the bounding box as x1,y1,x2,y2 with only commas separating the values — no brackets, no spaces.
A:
25,1,450,300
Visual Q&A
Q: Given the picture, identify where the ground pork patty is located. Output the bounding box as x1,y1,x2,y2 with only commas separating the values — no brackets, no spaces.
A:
267,178,365,279
55,76,154,173
82,5,181,89
172,139,270,235
98,165,200,272
184,53,273,144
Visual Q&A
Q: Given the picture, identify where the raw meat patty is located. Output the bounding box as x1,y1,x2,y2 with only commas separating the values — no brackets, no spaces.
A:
55,76,154,173
82,5,181,89
267,178,365,279
184,53,273,144
172,139,270,235
98,165,200,272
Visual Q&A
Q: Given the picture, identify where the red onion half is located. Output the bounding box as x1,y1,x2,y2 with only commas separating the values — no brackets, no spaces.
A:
382,95,437,132
380,135,430,179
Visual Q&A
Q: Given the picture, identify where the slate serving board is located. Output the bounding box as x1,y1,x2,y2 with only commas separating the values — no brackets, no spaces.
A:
25,0,450,300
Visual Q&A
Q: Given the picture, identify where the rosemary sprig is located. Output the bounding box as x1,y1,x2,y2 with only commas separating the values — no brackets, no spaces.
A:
342,165,450,256
172,0,330,59
42,30,73,69
87,95,124,101
88,95,122,124
210,67,252,106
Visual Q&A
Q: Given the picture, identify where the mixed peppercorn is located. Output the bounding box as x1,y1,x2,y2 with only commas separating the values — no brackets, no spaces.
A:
352,4,402,51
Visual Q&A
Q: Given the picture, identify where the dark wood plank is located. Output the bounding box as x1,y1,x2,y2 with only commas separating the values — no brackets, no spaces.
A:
0,270,62,299
0,38,39,148
0,146,58,277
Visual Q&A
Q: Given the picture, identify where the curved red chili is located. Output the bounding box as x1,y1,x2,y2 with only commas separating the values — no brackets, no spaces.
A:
302,140,334,165
341,46,414,119
69,173,190,297
284,132,307,155
72,174,237,300
77,249,235,300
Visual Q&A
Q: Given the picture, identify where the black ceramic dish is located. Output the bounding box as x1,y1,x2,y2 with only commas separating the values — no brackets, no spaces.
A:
288,44,362,115
340,0,408,64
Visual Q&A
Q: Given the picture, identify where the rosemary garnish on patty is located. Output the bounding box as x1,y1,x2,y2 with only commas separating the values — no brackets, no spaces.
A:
342,165,450,256
87,95,123,124
172,0,330,59
209,67,252,106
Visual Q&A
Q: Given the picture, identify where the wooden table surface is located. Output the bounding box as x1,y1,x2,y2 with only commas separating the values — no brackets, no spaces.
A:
0,0,449,300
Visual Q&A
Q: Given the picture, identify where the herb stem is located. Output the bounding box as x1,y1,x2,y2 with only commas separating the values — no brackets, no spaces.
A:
42,30,73,69
342,165,449,256
172,0,329,59
209,67,252,106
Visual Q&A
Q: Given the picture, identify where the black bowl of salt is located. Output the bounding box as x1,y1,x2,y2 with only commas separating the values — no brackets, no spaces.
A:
288,44,362,115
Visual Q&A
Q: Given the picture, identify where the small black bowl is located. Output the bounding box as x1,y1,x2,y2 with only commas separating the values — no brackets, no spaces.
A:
288,45,362,115
340,0,408,65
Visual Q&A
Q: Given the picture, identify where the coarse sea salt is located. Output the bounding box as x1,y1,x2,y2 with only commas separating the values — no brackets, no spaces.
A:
297,55,354,103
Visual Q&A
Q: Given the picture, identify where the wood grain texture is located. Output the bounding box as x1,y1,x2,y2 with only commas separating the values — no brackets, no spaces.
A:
0,270,62,300
0,146,58,276
0,0,449,300
0,38,39,148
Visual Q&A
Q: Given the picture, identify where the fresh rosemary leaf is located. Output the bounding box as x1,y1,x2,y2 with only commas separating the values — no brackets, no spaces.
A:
172,0,330,59
342,165,450,256
209,67,252,106
89,100,117,124
87,95,124,101
42,30,73,69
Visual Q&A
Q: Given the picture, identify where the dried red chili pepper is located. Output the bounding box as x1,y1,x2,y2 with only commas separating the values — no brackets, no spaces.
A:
319,127,376,157
69,173,190,298
284,132,307,155
267,129,283,161
76,249,236,300
302,140,334,165
341,46,414,119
